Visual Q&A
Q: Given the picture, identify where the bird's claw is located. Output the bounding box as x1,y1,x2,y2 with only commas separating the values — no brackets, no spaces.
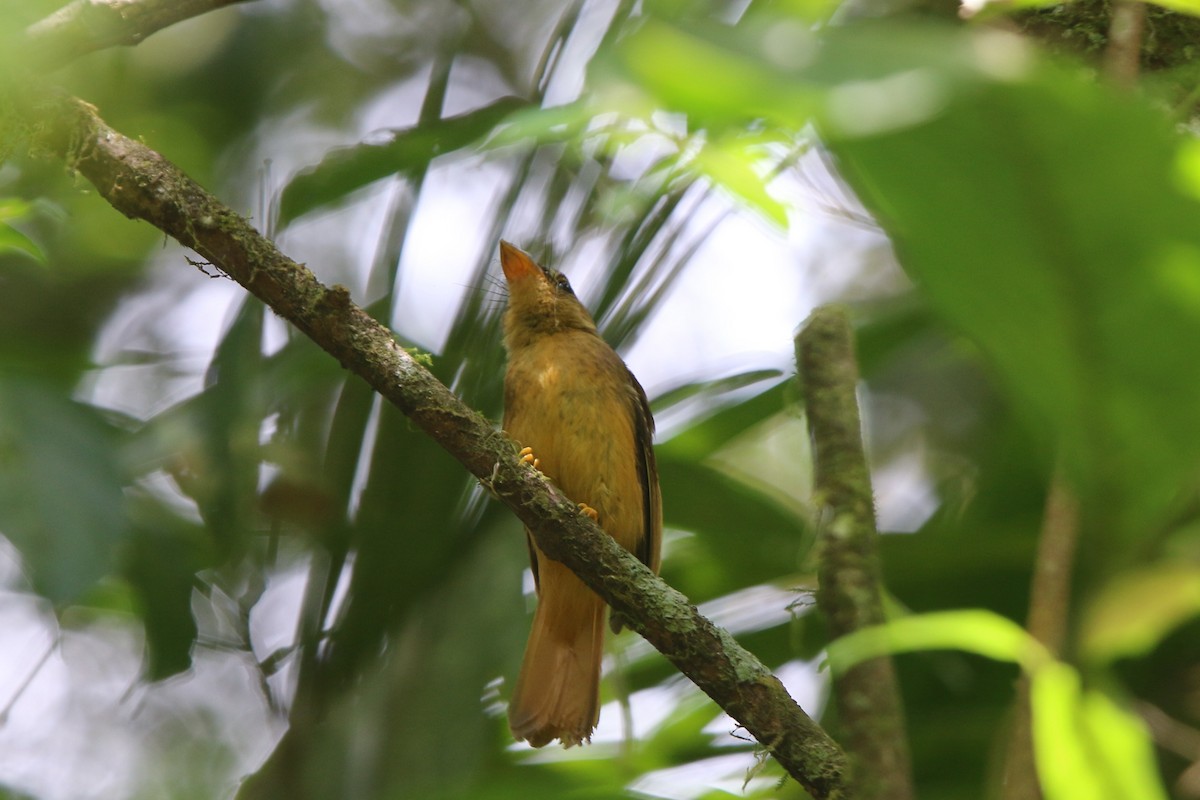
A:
518,446,541,471
514,446,595,521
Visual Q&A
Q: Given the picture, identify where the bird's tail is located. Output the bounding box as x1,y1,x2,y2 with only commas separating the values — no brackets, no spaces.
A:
508,566,605,748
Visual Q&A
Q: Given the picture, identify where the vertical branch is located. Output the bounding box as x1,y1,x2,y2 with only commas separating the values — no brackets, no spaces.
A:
1024,473,1079,656
1104,0,1146,89
796,306,914,800
1000,470,1080,800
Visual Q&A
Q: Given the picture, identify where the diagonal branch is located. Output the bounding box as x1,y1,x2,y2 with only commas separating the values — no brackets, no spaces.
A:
24,0,255,72
18,92,849,800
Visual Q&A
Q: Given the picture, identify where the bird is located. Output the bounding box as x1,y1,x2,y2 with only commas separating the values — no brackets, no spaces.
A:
499,240,662,748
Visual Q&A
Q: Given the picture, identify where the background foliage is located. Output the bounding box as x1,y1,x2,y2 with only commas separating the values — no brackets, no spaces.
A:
2,0,1200,798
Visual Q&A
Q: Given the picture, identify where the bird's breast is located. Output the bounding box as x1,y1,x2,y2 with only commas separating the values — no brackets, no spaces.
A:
503,333,643,551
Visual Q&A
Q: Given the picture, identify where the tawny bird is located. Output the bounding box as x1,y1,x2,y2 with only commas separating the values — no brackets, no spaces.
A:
499,240,662,748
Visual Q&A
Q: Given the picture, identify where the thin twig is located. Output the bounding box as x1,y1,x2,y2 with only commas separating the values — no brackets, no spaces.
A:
796,306,914,800
18,92,849,800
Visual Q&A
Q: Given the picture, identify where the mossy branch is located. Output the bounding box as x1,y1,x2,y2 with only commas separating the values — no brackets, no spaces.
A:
797,307,914,800
16,92,849,800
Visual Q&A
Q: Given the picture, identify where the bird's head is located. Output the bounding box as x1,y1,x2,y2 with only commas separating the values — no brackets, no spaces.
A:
500,241,597,349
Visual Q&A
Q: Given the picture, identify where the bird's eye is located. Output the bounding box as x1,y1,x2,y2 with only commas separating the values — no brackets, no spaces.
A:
554,273,575,296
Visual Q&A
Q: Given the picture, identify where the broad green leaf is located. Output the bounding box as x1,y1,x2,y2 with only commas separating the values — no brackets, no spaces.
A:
830,58,1200,542
1030,663,1108,800
1080,564,1200,662
1081,690,1169,800
1031,666,1167,800
825,609,1049,674
124,498,208,680
658,456,807,596
0,380,128,604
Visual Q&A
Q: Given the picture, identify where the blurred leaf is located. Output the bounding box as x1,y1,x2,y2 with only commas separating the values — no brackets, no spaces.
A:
0,198,34,221
830,50,1200,542
481,99,595,149
124,494,208,680
693,135,787,226
0,199,45,263
278,96,530,226
608,19,1008,137
0,379,128,604
610,19,822,126
1079,688,1169,800
0,222,44,263
316,404,481,695
825,609,1049,674
658,456,807,596
1031,663,1109,800
181,298,266,558
1031,664,1167,800
1145,0,1200,15
830,611,1168,798
653,368,783,415
1080,564,1200,663
658,378,790,462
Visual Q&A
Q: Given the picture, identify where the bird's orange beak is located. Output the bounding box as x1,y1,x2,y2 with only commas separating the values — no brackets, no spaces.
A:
500,240,541,283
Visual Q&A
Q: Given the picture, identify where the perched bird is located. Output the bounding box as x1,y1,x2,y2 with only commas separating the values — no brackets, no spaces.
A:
499,240,662,748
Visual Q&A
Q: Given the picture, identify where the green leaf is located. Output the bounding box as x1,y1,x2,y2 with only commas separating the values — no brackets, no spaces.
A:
278,96,529,226
1079,689,1168,800
825,609,1050,674
124,506,206,680
658,378,790,462
479,99,595,149
0,380,128,604
658,456,807,596
1080,564,1200,663
692,136,787,226
830,57,1200,541
0,199,33,221
0,222,45,263
828,611,1168,798
1144,0,1200,15
611,19,823,125
1031,665,1167,800
0,199,47,264
1030,663,1108,800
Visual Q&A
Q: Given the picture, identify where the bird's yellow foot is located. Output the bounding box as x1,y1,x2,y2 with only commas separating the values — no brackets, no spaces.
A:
578,503,599,521
518,446,540,471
